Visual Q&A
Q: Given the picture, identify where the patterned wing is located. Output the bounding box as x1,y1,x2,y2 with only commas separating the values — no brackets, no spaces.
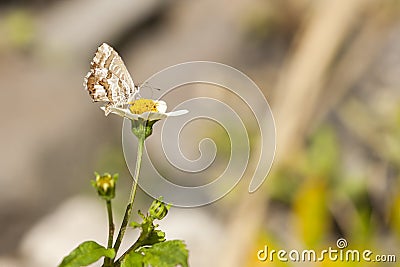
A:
83,43,138,113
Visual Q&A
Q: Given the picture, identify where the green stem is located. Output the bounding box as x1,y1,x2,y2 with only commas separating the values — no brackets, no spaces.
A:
106,200,114,248
115,225,151,265
113,133,145,255
103,200,114,266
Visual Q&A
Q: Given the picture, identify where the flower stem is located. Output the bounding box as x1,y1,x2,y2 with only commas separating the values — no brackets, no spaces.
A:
106,200,114,249
103,200,114,266
113,134,145,255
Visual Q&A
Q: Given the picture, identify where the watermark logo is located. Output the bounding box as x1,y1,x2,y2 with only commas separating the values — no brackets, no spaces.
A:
122,61,276,207
257,238,397,263
336,237,348,249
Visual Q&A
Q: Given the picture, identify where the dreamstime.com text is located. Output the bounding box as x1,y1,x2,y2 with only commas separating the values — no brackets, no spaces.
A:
257,238,396,263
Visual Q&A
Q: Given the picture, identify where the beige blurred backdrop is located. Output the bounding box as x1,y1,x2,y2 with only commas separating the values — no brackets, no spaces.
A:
0,0,399,266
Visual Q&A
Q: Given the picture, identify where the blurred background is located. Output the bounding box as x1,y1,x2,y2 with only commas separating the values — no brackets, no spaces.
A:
0,0,399,266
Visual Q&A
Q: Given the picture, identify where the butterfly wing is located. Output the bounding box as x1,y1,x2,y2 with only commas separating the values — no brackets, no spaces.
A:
84,43,137,111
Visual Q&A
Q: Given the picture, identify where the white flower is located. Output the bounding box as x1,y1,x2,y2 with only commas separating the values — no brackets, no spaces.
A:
101,99,188,121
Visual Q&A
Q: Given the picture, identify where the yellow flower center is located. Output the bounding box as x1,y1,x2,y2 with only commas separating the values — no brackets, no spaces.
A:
129,99,158,114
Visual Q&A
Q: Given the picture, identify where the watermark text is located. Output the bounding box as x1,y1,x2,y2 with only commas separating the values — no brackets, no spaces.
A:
257,238,396,263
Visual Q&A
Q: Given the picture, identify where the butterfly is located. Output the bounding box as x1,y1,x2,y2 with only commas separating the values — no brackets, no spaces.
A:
83,43,139,115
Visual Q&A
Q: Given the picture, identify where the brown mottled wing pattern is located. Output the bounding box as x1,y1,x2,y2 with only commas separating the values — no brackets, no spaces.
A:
83,43,137,114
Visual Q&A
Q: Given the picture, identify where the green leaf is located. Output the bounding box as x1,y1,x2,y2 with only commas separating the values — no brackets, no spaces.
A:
140,240,189,267
121,251,144,267
120,240,188,267
58,241,115,267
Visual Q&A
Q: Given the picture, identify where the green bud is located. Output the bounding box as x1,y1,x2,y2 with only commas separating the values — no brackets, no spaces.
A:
91,172,118,201
149,198,170,220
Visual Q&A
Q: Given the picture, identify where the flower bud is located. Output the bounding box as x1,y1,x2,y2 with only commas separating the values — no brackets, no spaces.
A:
91,172,118,201
149,198,170,220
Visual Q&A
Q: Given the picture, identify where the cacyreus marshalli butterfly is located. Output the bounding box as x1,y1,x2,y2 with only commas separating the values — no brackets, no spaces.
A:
83,43,139,114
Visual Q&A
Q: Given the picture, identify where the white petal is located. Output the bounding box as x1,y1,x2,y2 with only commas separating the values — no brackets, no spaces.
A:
106,107,126,117
139,112,168,121
123,112,140,120
100,104,187,122
108,107,140,120
155,100,167,113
